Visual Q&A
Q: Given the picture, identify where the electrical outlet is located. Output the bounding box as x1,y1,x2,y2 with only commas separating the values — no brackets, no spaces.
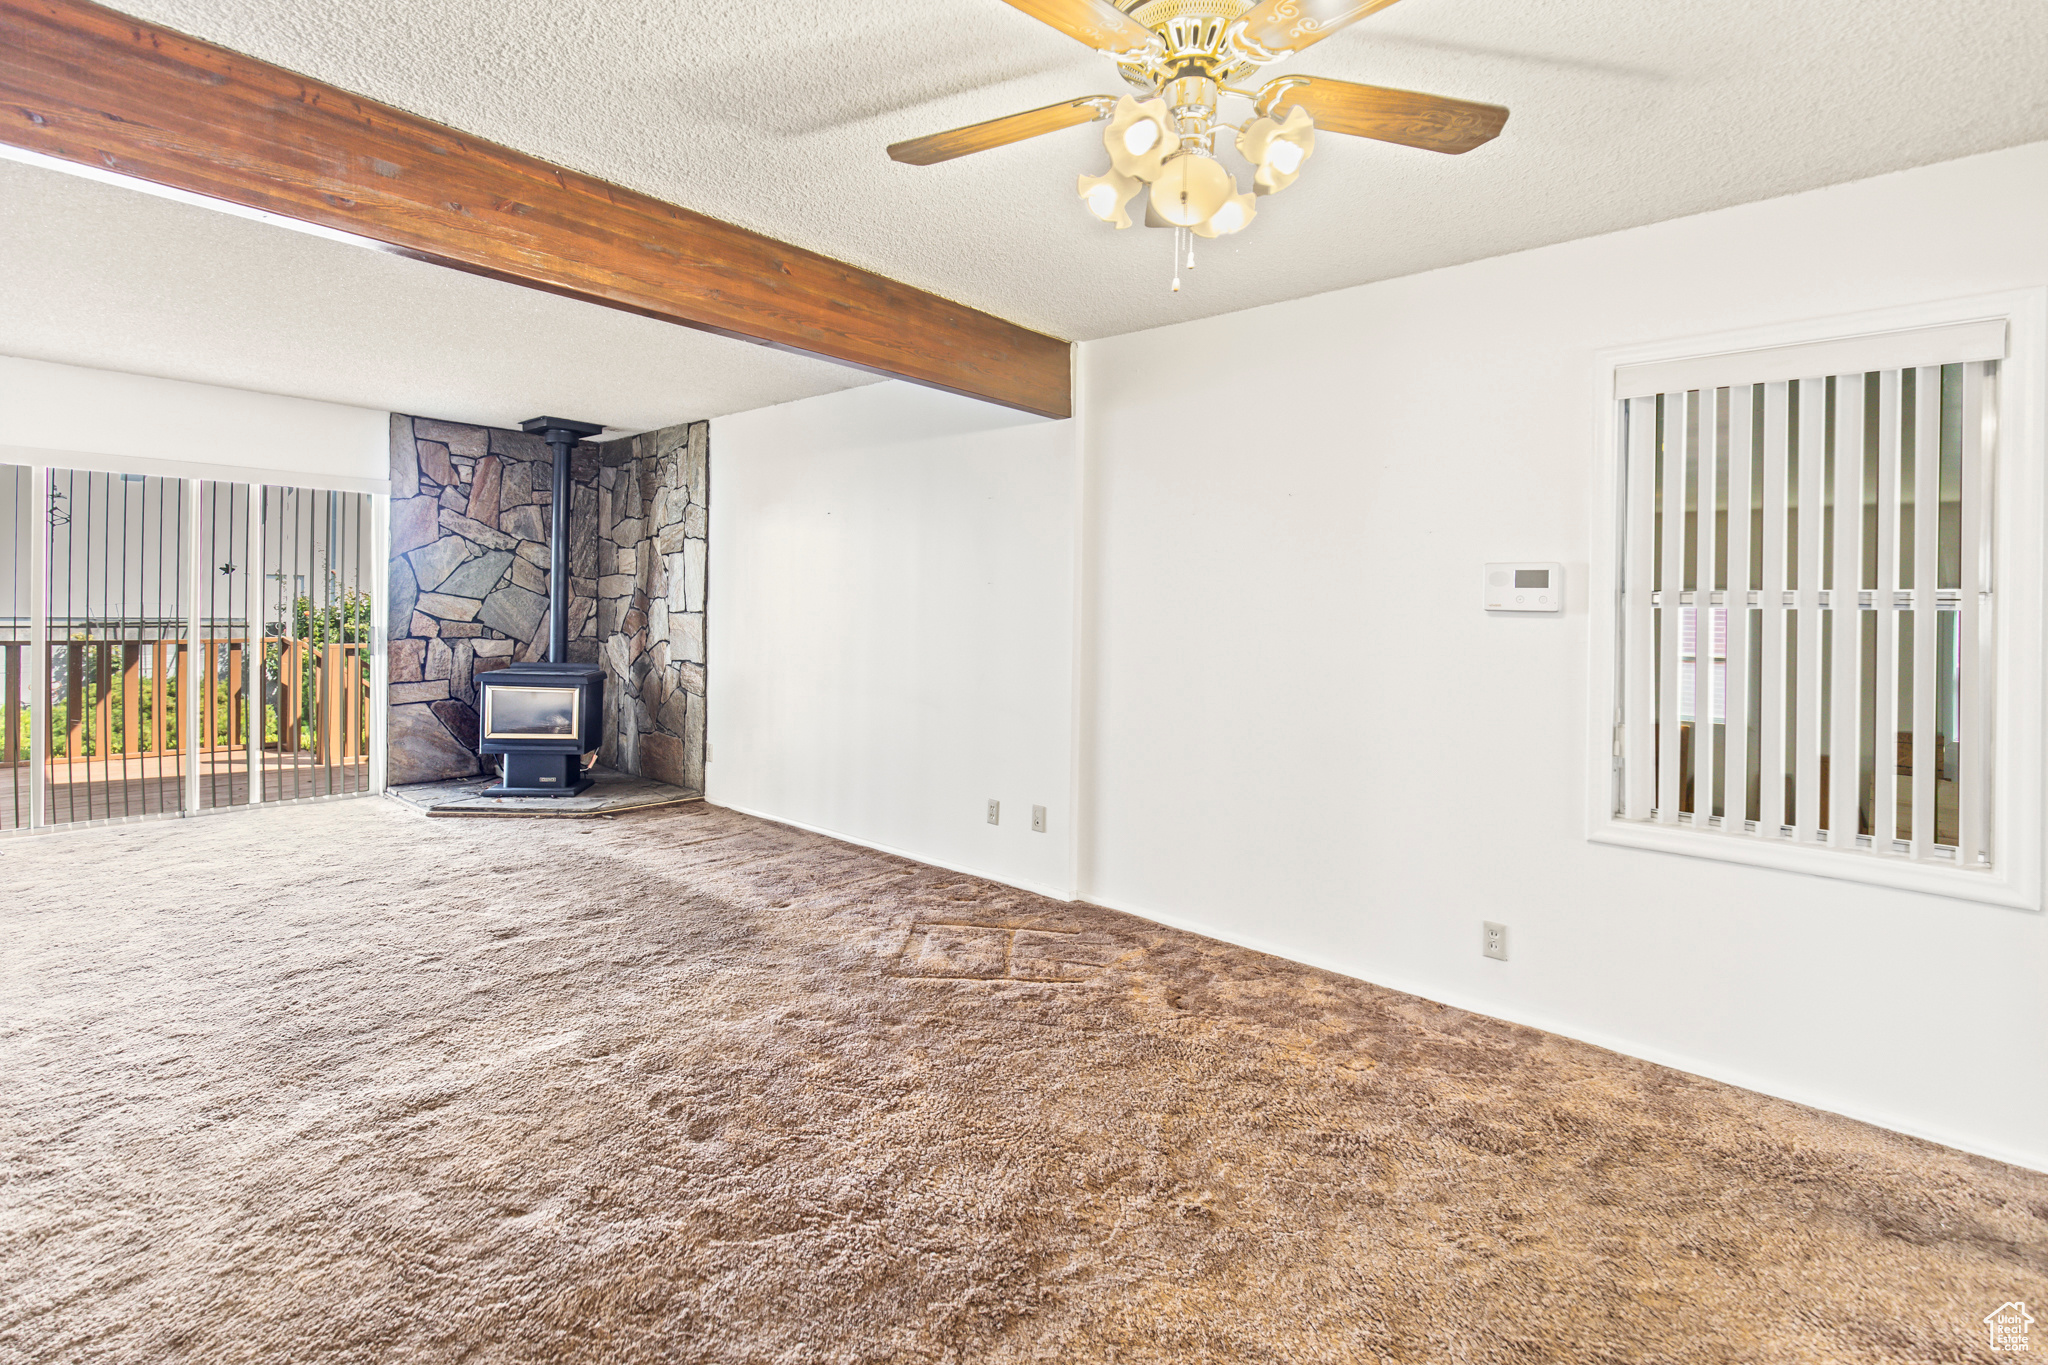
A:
987,799,1000,826
1031,805,1047,833
705,743,713,763
1483,921,1508,961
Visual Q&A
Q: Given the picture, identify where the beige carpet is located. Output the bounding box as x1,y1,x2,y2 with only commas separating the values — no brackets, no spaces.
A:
4,799,2044,1364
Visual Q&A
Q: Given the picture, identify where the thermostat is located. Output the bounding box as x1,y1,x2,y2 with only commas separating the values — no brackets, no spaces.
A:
1485,562,1561,612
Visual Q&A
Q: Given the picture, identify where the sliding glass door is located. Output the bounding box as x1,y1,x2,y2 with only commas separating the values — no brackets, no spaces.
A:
2,462,381,830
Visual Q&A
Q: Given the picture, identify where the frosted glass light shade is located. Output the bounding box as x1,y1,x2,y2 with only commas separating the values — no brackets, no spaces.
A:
1237,105,1316,196
1104,96,1178,181
1148,154,1234,227
1192,190,1257,239
1077,168,1142,229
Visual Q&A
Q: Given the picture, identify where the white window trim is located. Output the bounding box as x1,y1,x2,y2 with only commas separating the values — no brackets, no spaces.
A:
0,443,389,497
1585,289,2047,911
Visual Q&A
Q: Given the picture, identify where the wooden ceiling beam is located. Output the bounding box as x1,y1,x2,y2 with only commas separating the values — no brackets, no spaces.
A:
0,0,1073,419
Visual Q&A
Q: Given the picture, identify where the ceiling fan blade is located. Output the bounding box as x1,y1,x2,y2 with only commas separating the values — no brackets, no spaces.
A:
999,0,1157,56
1259,76,1507,154
888,97,1116,166
1232,0,1407,58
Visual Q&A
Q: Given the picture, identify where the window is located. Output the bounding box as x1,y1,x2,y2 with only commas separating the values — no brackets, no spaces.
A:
1589,299,2045,908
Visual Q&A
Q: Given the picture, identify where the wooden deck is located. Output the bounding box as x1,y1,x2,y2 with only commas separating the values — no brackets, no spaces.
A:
3,753,370,828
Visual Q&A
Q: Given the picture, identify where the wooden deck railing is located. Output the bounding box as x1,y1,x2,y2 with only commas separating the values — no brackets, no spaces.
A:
1,635,372,767
259,636,374,769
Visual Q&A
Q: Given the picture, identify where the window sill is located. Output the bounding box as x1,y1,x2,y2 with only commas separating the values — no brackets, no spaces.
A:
1588,817,2037,910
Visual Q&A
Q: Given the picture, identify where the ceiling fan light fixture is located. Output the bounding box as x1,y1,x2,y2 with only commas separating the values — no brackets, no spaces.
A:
888,1,1509,288
1077,168,1142,229
1237,105,1316,196
1148,153,1236,228
1192,189,1257,239
1104,95,1179,180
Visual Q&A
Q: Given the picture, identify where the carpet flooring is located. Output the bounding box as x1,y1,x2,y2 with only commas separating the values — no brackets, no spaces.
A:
4,798,2045,1364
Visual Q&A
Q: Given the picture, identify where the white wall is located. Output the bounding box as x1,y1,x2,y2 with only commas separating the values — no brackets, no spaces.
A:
0,354,389,491
708,382,1078,898
703,141,2048,1171
1078,139,2048,1171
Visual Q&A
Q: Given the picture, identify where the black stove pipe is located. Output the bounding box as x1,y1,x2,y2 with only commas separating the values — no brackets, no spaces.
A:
518,416,603,664
546,431,571,662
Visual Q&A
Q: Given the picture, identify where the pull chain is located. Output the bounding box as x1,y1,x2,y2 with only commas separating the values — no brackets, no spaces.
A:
1167,225,1199,292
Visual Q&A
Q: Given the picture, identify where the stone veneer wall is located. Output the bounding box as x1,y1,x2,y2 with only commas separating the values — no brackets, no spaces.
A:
385,415,599,785
594,421,708,795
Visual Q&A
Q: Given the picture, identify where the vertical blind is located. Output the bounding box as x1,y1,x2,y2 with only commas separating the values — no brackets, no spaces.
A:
1,466,376,830
1617,362,1995,868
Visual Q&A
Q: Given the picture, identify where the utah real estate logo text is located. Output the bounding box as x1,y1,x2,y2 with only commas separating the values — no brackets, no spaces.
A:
1985,1302,2033,1353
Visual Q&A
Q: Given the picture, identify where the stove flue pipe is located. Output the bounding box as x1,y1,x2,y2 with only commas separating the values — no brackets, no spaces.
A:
518,416,604,664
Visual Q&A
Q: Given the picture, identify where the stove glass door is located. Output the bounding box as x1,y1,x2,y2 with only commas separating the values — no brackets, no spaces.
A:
484,685,580,739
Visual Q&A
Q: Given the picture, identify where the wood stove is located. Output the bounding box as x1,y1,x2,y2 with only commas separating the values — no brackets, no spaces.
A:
477,415,605,797
479,660,605,795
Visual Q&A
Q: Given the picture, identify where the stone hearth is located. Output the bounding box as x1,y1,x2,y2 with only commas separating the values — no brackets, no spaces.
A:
387,765,701,818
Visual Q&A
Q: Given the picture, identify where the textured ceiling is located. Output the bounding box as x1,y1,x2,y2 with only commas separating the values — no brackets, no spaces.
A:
95,0,2048,342
0,154,877,433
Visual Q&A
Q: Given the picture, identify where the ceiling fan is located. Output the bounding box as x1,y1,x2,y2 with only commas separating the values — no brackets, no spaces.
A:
887,0,1508,286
